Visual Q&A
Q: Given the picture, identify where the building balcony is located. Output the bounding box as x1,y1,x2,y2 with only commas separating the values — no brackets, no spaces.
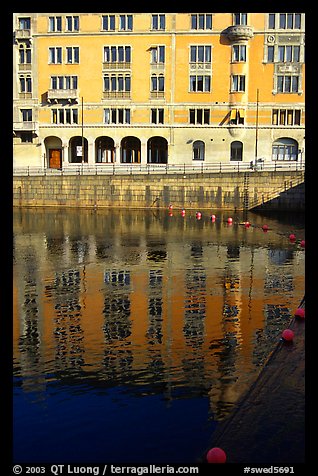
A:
102,62,131,70
150,91,165,99
13,121,38,132
226,25,254,42
102,91,131,99
47,89,79,103
15,29,31,40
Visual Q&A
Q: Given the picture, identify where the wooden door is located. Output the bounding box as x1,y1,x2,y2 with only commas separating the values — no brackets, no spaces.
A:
49,149,62,169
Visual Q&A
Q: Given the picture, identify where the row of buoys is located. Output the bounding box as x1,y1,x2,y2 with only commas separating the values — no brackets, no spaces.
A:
206,305,305,463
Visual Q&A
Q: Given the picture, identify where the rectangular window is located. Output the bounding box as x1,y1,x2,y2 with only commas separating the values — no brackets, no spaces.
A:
234,13,247,25
104,46,131,63
19,17,31,30
190,45,211,63
19,76,32,93
66,47,79,64
272,108,301,125
191,14,212,30
232,44,246,62
51,76,78,89
21,109,32,121
102,15,115,31
231,75,245,92
52,108,78,124
277,75,299,93
268,13,275,29
151,75,165,92
151,108,164,124
267,46,274,62
189,108,210,124
21,132,33,143
189,75,211,92
49,47,62,64
279,13,301,29
66,16,79,31
104,108,130,124
152,14,165,30
19,47,32,64
278,45,300,62
49,16,62,32
103,74,131,92
151,46,165,64
119,15,133,31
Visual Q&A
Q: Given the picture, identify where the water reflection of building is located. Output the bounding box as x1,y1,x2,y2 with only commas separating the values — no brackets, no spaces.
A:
13,210,305,418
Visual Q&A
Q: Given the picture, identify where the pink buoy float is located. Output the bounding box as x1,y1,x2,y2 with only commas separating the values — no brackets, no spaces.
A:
262,224,269,232
289,234,296,242
206,447,227,463
227,217,233,224
211,214,216,222
196,211,202,220
282,329,294,342
294,308,305,319
181,209,186,217
300,240,305,248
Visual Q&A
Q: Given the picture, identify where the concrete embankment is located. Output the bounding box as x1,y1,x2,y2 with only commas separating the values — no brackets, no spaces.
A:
203,300,305,464
13,170,304,210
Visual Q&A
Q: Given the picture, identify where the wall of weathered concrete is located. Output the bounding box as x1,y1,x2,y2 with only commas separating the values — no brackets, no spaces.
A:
13,171,305,211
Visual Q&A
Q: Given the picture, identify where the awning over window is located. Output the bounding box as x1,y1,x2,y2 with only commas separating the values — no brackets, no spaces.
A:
230,109,237,120
239,109,245,118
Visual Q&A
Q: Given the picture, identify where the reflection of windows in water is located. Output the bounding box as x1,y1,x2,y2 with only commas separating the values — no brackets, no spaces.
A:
186,268,206,290
104,270,130,286
149,269,163,287
268,249,294,265
227,245,240,260
54,270,80,289
223,304,239,319
147,298,163,343
103,296,131,340
184,294,205,347
191,243,203,258
224,276,240,290
147,250,167,262
265,273,293,293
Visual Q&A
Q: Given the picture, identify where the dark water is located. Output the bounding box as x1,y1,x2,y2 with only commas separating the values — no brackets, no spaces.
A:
13,208,305,464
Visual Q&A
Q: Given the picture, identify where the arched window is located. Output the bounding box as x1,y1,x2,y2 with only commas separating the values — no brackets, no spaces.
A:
69,136,88,163
272,138,298,161
147,137,168,163
230,141,243,161
193,140,205,160
95,136,115,163
121,136,141,163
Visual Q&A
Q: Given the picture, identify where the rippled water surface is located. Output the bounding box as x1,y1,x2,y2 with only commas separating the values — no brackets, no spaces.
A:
13,208,305,464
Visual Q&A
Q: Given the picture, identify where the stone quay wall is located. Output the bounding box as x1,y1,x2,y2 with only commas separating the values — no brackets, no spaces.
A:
13,170,305,211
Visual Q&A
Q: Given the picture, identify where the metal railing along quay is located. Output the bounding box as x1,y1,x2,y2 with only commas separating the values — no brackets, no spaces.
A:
13,161,305,177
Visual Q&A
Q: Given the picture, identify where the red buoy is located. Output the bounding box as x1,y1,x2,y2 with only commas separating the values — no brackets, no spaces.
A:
244,221,250,228
294,308,305,319
181,209,186,217
227,217,233,224
300,240,305,248
168,204,173,210
282,329,294,342
196,211,202,219
206,447,227,463
289,234,296,242
262,224,269,232
211,214,216,222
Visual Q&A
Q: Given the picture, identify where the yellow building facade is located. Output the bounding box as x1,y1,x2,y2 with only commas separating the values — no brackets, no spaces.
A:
13,13,305,169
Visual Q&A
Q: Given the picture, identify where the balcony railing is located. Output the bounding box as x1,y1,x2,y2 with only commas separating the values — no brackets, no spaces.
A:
226,25,254,42
47,89,79,102
13,161,305,177
15,29,31,39
13,121,37,132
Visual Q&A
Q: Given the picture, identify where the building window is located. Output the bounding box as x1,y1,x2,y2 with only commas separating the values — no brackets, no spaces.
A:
267,46,274,62
151,74,165,92
66,47,79,64
268,13,276,29
230,141,243,161
232,44,246,62
52,108,78,124
21,109,32,122
51,76,78,89
279,13,301,29
233,13,247,25
96,137,115,163
19,75,32,93
189,109,210,125
102,15,115,31
19,44,31,64
104,108,131,124
277,75,299,93
272,109,301,126
49,16,62,32
190,45,211,63
193,141,205,160
191,14,212,30
104,74,131,92
190,75,211,92
151,108,164,124
152,14,165,30
20,132,33,143
150,46,165,64
229,109,245,125
119,15,133,31
231,75,246,92
66,16,79,32
49,47,62,64
103,46,131,63
272,138,298,160
278,45,300,62
18,17,31,30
